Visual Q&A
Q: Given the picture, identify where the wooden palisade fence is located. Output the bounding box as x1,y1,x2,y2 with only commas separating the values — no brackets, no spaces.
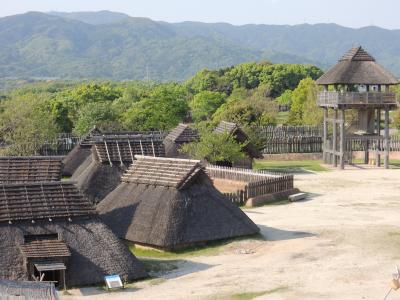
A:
206,165,294,206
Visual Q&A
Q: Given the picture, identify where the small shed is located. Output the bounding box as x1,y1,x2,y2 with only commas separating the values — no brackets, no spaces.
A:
0,156,63,184
164,123,199,158
97,156,259,251
0,182,147,288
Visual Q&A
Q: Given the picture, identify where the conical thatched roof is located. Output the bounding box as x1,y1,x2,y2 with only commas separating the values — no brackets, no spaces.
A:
0,156,62,184
97,156,259,251
316,46,399,85
0,181,147,286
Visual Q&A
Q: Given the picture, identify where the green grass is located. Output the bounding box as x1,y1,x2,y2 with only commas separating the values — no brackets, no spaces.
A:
253,159,328,172
351,158,400,167
128,235,264,259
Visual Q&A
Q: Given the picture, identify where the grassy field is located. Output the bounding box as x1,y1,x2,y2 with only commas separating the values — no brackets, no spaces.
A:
253,159,328,172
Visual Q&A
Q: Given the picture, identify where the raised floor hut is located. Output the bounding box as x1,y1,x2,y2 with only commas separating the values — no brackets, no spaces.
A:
164,123,199,158
0,156,62,183
97,156,259,251
72,134,166,203
0,182,147,288
316,46,398,169
214,121,261,168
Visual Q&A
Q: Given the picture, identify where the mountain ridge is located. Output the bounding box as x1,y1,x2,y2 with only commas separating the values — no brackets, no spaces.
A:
0,11,399,81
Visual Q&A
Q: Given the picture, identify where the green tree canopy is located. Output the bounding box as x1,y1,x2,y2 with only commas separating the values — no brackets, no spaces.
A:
180,130,245,164
189,91,226,122
288,78,322,125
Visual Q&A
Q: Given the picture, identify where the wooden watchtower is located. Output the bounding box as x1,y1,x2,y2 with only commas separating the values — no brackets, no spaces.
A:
316,46,398,169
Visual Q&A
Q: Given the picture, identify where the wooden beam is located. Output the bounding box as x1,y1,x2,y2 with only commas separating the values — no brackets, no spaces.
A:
339,109,345,169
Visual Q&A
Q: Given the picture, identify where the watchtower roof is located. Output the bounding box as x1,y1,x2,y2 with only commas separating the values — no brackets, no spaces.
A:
316,46,398,85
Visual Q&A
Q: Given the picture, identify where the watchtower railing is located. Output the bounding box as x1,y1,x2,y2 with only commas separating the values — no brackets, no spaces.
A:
317,91,397,107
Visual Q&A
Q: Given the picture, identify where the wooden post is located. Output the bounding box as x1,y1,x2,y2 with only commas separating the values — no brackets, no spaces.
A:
333,109,337,167
323,108,328,163
340,109,345,169
376,109,381,167
384,108,390,169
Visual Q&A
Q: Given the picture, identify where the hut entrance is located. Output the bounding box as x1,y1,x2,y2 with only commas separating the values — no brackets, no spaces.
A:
33,261,66,288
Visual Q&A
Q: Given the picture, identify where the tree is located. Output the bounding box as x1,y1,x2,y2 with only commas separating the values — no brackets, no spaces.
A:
288,78,322,125
0,93,58,155
74,101,121,135
276,89,293,106
189,91,226,122
180,130,245,164
121,84,189,130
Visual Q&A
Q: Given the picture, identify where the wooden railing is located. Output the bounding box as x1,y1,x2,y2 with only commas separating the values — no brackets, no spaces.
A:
317,91,397,107
206,165,293,206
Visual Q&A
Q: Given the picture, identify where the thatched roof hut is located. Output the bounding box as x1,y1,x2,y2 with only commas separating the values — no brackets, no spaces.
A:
0,182,147,288
316,46,398,85
214,121,261,168
164,123,199,158
0,156,62,184
72,134,166,204
62,130,166,177
0,279,59,300
97,156,259,251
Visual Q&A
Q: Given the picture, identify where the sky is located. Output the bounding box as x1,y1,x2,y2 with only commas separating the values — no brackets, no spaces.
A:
2,0,400,29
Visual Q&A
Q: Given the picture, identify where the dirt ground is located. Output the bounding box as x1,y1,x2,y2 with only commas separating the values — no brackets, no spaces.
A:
65,167,400,300
211,178,247,193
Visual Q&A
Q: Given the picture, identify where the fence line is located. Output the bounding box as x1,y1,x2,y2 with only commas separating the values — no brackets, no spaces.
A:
206,165,293,206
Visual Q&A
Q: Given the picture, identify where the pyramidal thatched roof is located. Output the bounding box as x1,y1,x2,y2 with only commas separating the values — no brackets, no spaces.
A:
316,46,399,85
98,156,259,250
0,157,62,184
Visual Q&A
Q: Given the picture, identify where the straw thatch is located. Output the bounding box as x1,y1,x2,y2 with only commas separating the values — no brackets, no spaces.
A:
0,156,62,184
316,46,399,85
164,124,199,158
0,279,59,300
0,182,147,287
97,156,259,251
71,150,128,204
72,134,166,204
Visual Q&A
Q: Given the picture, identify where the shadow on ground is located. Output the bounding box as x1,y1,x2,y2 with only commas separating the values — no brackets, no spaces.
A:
258,225,315,241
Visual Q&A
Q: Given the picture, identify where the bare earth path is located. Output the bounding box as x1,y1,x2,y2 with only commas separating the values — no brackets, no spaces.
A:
65,168,400,300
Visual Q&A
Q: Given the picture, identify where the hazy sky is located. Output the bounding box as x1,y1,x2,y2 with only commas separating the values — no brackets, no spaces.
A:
2,0,400,29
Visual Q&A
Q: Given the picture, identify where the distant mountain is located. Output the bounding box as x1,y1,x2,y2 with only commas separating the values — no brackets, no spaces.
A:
48,11,130,25
0,11,399,81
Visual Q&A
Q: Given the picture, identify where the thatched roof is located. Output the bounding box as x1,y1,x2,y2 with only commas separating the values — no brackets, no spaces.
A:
0,182,95,223
0,218,147,287
316,46,399,85
0,279,59,300
72,151,127,204
0,157,62,184
20,240,71,258
164,124,199,143
63,130,166,176
98,156,259,250
94,136,165,164
0,181,148,286
122,156,202,189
